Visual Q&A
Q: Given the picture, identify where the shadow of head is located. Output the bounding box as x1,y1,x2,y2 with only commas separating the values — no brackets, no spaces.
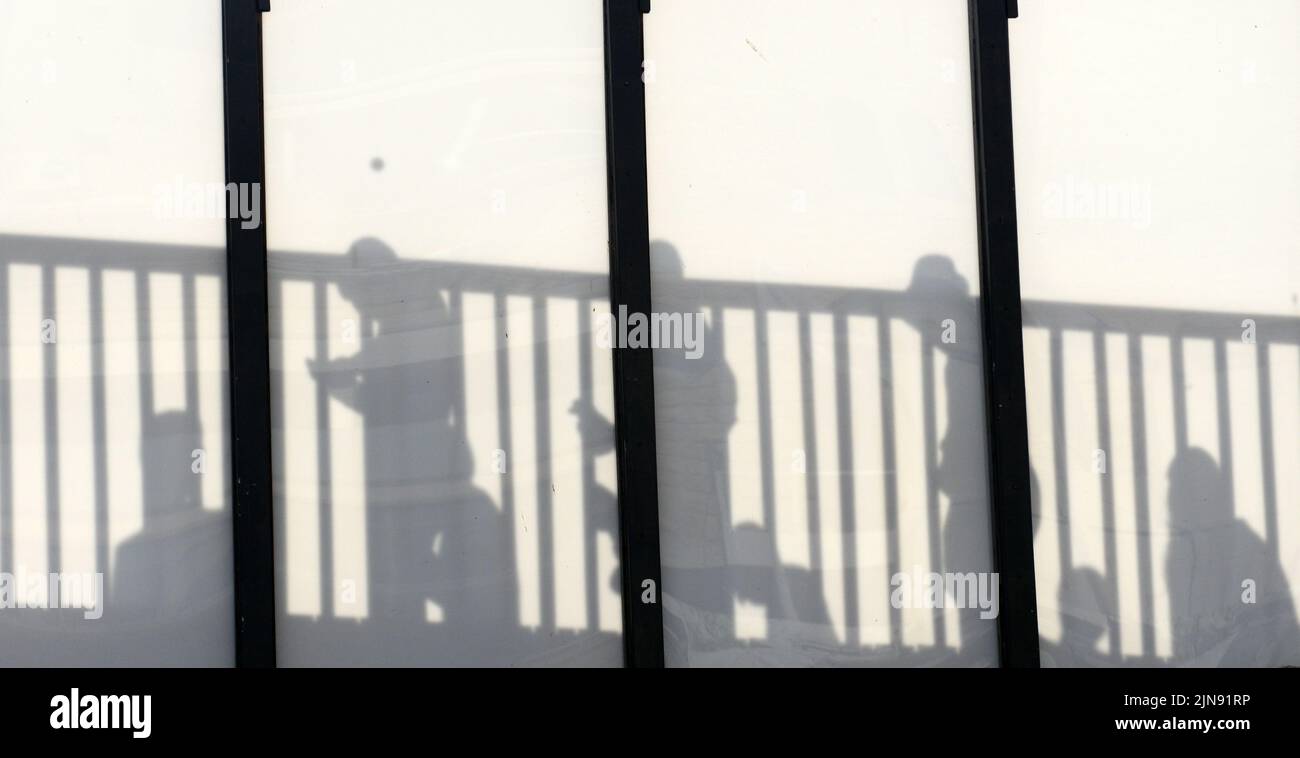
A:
908,254,977,348
908,254,968,299
1167,447,1231,534
141,410,202,523
649,240,690,310
336,236,402,307
650,240,684,282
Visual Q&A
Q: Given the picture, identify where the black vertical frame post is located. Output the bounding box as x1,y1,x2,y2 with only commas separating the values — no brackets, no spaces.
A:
221,0,277,668
602,0,666,668
968,0,1040,667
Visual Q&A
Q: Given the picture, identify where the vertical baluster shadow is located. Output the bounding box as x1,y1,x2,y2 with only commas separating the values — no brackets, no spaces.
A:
877,313,901,649
712,308,733,533
90,268,109,586
1171,335,1188,453
796,312,822,598
0,263,11,575
753,307,776,639
1091,330,1120,661
312,278,334,618
920,328,944,647
578,297,599,631
494,292,518,625
832,312,858,648
42,264,61,575
1213,339,1235,517
1125,333,1156,658
1255,343,1279,559
182,275,200,423
531,295,554,632
1049,329,1073,574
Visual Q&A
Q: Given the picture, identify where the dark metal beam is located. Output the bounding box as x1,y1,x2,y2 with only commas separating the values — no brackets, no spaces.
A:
221,0,277,668
967,0,1040,667
602,0,665,668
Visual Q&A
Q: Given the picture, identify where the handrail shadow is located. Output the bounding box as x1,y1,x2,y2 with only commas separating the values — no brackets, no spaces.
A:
0,232,1296,666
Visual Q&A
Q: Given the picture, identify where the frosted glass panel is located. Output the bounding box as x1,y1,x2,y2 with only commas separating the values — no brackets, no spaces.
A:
264,0,622,666
0,1,233,665
645,0,997,666
1011,0,1300,666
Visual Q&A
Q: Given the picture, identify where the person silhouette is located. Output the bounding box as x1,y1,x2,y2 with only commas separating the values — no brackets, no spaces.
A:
1165,448,1299,666
1026,462,1122,666
652,241,835,662
570,242,737,660
111,409,230,664
907,255,997,662
308,238,516,661
574,242,837,662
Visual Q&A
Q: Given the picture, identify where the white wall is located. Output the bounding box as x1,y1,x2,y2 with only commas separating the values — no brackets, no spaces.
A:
0,0,232,666
263,0,622,666
1012,0,1300,666
1,0,1294,669
646,0,998,666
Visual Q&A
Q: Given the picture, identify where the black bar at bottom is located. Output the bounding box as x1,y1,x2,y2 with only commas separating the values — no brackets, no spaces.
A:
967,0,1040,667
602,0,665,668
221,0,276,668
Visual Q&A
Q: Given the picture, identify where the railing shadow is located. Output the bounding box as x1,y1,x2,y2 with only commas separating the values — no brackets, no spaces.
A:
0,232,1296,666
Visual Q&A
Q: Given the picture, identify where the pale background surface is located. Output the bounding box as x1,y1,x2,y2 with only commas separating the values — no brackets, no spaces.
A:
0,0,232,665
1013,0,1300,666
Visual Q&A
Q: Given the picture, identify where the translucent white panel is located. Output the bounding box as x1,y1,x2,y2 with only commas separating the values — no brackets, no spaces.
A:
1012,0,1300,666
646,0,997,666
263,0,621,666
0,1,232,665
